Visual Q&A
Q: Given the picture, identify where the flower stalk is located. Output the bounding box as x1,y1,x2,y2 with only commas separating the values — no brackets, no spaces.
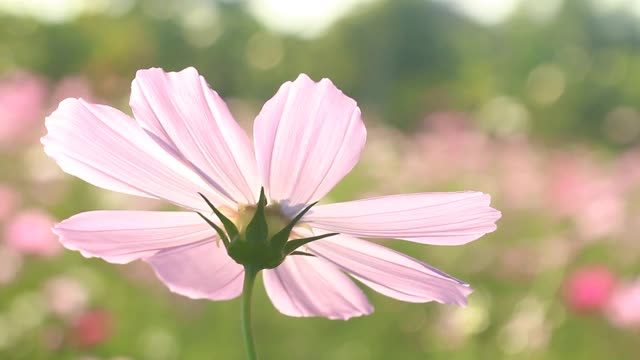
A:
241,265,259,360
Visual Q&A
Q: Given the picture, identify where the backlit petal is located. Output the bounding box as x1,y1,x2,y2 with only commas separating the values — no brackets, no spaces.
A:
305,192,501,245
146,240,244,301
308,233,472,305
42,98,222,211
131,67,259,205
253,74,366,208
263,254,372,320
54,211,214,264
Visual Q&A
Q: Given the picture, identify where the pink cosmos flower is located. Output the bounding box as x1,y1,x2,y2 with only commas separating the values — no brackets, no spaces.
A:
547,152,624,239
50,75,94,107
4,209,61,257
0,71,48,147
0,244,22,285
45,276,90,319
606,279,640,329
410,112,491,185
69,309,113,348
562,266,616,314
43,68,500,320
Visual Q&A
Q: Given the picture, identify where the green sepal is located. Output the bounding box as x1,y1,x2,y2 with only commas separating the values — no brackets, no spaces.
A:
271,202,318,250
198,193,239,242
197,212,230,248
283,233,339,255
245,188,269,243
289,251,315,257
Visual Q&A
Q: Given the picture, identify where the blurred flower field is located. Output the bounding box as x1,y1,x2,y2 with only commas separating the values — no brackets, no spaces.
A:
2,0,640,359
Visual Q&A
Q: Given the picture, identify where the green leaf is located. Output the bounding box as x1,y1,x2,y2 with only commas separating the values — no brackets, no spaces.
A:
283,233,339,255
245,188,269,243
198,193,239,242
271,201,318,249
197,212,230,248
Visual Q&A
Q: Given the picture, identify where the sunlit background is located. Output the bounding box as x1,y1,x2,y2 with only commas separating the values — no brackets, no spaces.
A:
1,0,640,359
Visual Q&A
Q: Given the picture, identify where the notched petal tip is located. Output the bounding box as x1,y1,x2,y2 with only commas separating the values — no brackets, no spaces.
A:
135,66,199,78
52,218,134,265
482,194,503,230
288,73,359,108
442,283,473,307
275,302,374,321
457,285,474,307
294,73,312,82
134,67,162,77
340,302,375,321
312,307,375,321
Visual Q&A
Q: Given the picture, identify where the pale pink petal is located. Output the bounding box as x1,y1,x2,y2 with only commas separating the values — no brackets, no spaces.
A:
253,74,366,208
131,68,259,205
308,233,472,305
263,254,372,320
42,98,225,210
54,211,216,264
145,240,244,301
305,192,501,245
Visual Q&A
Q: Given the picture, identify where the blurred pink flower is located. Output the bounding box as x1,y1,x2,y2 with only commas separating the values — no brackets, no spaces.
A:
44,276,90,318
50,75,94,106
359,126,410,191
0,184,20,222
4,209,61,256
0,244,23,285
547,152,624,239
43,68,500,320
563,266,616,313
547,153,600,216
69,309,113,348
606,279,640,328
411,112,492,184
495,140,545,209
0,71,48,147
615,149,640,193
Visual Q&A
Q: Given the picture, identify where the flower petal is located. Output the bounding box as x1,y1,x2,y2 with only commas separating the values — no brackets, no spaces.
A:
54,211,215,264
130,67,259,205
263,254,372,320
253,74,366,208
145,240,244,301
42,98,224,210
308,233,472,305
305,192,501,245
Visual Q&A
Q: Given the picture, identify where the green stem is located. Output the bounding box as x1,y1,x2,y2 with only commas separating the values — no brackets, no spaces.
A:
241,266,259,360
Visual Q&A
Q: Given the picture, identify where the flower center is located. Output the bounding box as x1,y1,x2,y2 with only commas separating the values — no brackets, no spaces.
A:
235,203,290,240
